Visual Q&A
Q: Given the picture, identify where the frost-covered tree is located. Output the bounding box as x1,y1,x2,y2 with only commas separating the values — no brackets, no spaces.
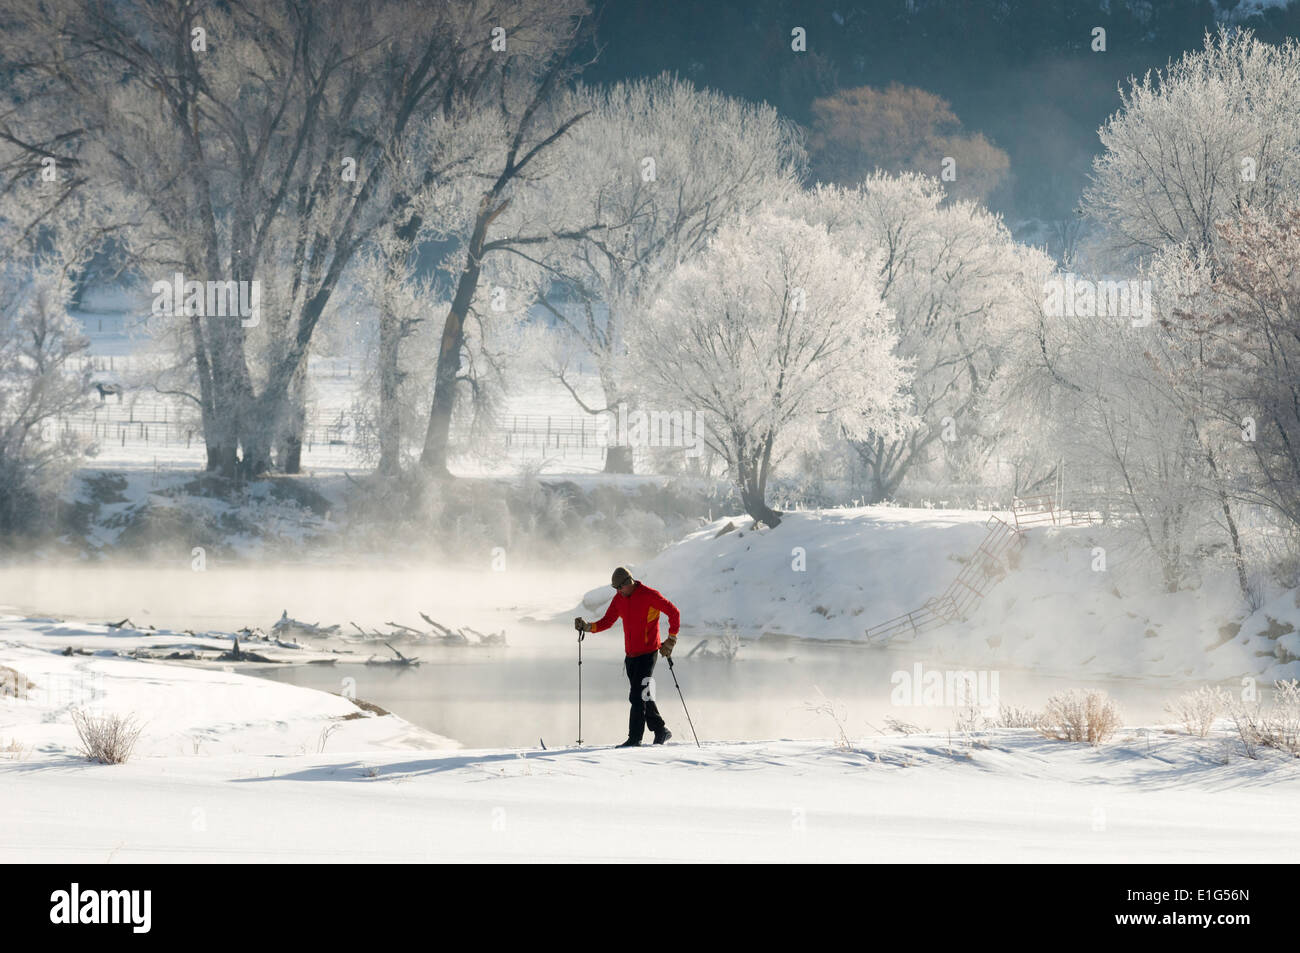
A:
1168,207,1300,541
633,207,908,528
0,0,586,479
1084,27,1300,260
1040,313,1206,592
804,173,1031,501
986,242,1086,497
0,239,91,536
415,4,604,476
518,74,803,473
1015,248,1249,594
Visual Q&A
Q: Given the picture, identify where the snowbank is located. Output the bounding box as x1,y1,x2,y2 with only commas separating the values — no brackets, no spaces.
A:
0,617,454,760
583,507,1299,681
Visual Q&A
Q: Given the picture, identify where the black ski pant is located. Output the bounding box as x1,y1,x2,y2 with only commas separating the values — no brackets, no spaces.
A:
624,649,667,742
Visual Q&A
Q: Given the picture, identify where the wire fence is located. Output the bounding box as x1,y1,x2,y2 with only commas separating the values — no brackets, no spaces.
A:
57,399,611,459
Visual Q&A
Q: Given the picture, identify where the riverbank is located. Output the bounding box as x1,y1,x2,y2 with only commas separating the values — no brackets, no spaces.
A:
3,613,1299,862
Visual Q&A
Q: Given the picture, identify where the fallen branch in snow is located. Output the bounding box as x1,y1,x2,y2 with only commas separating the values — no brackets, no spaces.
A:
365,642,420,666
215,636,276,664
272,611,341,639
418,613,464,642
418,612,504,645
461,625,506,646
686,631,740,661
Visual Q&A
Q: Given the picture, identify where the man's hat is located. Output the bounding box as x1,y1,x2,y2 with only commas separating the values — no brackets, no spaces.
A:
611,566,633,589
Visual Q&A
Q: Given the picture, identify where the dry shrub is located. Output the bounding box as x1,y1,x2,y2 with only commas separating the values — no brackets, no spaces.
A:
883,715,924,735
996,705,1042,729
0,665,35,698
1262,680,1300,755
805,687,854,751
71,709,144,764
1231,680,1300,758
1165,685,1232,737
1038,689,1121,745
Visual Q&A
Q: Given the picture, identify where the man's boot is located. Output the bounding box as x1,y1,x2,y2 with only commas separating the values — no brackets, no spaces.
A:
653,727,672,745
616,738,642,748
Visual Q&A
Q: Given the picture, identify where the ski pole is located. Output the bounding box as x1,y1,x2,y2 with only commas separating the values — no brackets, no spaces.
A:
576,626,584,746
666,657,700,748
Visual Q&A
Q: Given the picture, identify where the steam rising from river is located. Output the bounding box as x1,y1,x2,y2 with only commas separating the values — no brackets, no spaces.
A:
0,558,1202,747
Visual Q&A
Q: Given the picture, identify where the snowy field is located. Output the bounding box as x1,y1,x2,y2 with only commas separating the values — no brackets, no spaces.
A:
3,615,1299,862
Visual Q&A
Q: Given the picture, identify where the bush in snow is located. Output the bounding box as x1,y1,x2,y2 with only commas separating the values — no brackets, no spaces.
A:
1165,685,1232,738
1038,689,1121,745
71,709,144,764
1230,681,1300,758
0,665,35,699
995,705,1042,729
804,687,854,751
1261,681,1300,756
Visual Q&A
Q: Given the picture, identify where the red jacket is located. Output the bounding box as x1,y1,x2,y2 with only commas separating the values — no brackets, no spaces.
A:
591,582,680,656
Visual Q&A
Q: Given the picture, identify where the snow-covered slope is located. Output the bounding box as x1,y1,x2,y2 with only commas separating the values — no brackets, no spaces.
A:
582,507,1298,681
583,507,993,637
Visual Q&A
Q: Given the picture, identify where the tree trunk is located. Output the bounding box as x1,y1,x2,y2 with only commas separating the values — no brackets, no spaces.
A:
277,359,309,474
377,297,402,476
604,445,634,474
420,203,493,476
740,480,782,528
598,367,634,474
737,443,782,528
1198,436,1249,600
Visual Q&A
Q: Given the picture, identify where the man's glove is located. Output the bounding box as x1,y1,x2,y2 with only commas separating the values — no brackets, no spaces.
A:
574,617,591,633
659,635,677,658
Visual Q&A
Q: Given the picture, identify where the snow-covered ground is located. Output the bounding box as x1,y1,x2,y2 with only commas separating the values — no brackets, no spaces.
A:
4,613,1299,862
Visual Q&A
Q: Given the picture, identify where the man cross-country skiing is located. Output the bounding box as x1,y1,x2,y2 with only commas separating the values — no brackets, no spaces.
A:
575,567,680,747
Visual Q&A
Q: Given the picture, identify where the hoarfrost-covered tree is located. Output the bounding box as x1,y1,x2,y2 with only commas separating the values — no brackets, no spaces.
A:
0,239,92,535
0,0,587,479
1168,207,1300,542
520,74,804,473
633,207,908,528
416,3,603,476
1017,248,1244,594
805,173,1031,501
1084,27,1300,259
